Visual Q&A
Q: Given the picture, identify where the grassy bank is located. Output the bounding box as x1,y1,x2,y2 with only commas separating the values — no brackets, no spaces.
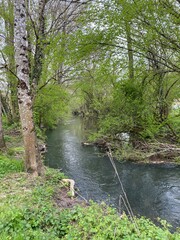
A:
0,155,180,239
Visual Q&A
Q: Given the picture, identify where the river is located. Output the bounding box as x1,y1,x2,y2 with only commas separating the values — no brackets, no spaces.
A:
45,118,180,230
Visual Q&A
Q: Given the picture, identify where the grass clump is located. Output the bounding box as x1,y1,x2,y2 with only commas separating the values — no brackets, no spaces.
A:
0,155,23,178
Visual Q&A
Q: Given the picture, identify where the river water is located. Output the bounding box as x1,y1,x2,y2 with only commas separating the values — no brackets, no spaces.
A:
45,118,180,230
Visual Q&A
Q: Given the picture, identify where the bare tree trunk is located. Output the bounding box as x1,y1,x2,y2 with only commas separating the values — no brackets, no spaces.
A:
0,94,6,149
125,22,134,81
1,0,19,123
14,0,43,176
31,0,46,88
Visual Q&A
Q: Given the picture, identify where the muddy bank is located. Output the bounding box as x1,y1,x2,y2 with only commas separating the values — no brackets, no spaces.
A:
54,186,87,209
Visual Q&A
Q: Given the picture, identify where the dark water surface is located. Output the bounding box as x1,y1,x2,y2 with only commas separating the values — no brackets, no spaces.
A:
45,118,180,229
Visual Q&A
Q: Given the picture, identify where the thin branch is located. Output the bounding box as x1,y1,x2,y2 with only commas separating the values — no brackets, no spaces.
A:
87,41,180,73
165,79,179,99
107,147,140,235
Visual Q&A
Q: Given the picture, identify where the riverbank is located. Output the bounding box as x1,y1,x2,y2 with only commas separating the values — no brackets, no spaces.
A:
4,120,180,165
84,137,180,164
115,141,180,164
0,156,180,239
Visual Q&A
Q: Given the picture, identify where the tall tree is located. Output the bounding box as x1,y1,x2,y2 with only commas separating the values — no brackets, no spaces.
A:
0,0,19,123
14,0,43,176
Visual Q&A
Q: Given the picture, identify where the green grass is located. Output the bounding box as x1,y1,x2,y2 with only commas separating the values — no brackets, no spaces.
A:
0,155,24,178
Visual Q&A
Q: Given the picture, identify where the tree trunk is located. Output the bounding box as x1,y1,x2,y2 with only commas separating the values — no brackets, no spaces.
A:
2,0,19,123
31,0,46,88
14,0,43,176
125,22,134,81
0,94,6,149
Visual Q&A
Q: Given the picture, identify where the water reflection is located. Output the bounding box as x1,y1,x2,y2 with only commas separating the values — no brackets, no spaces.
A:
45,118,180,229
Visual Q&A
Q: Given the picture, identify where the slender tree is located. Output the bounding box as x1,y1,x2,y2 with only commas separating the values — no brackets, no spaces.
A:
14,0,43,176
31,0,46,88
125,22,134,81
0,93,5,149
0,0,19,123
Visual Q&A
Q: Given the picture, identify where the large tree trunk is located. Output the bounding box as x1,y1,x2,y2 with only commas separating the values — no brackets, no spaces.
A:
14,0,43,176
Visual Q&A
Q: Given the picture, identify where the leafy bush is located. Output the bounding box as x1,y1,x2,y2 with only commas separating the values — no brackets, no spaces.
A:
63,202,179,240
34,85,69,129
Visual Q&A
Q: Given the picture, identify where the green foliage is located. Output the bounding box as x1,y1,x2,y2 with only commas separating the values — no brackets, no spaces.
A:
69,0,180,144
34,85,69,129
0,199,68,239
63,202,178,240
167,108,180,141
6,147,24,157
0,168,70,239
174,156,180,164
83,71,179,143
0,155,23,178
44,167,67,184
94,78,155,140
2,116,20,130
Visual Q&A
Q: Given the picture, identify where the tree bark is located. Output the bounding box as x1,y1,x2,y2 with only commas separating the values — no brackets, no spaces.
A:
125,22,134,81
14,0,43,176
31,0,46,88
0,94,6,149
1,0,19,123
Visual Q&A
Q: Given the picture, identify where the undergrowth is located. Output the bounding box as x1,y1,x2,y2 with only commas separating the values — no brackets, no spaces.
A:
0,156,179,239
0,155,23,178
62,203,180,240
